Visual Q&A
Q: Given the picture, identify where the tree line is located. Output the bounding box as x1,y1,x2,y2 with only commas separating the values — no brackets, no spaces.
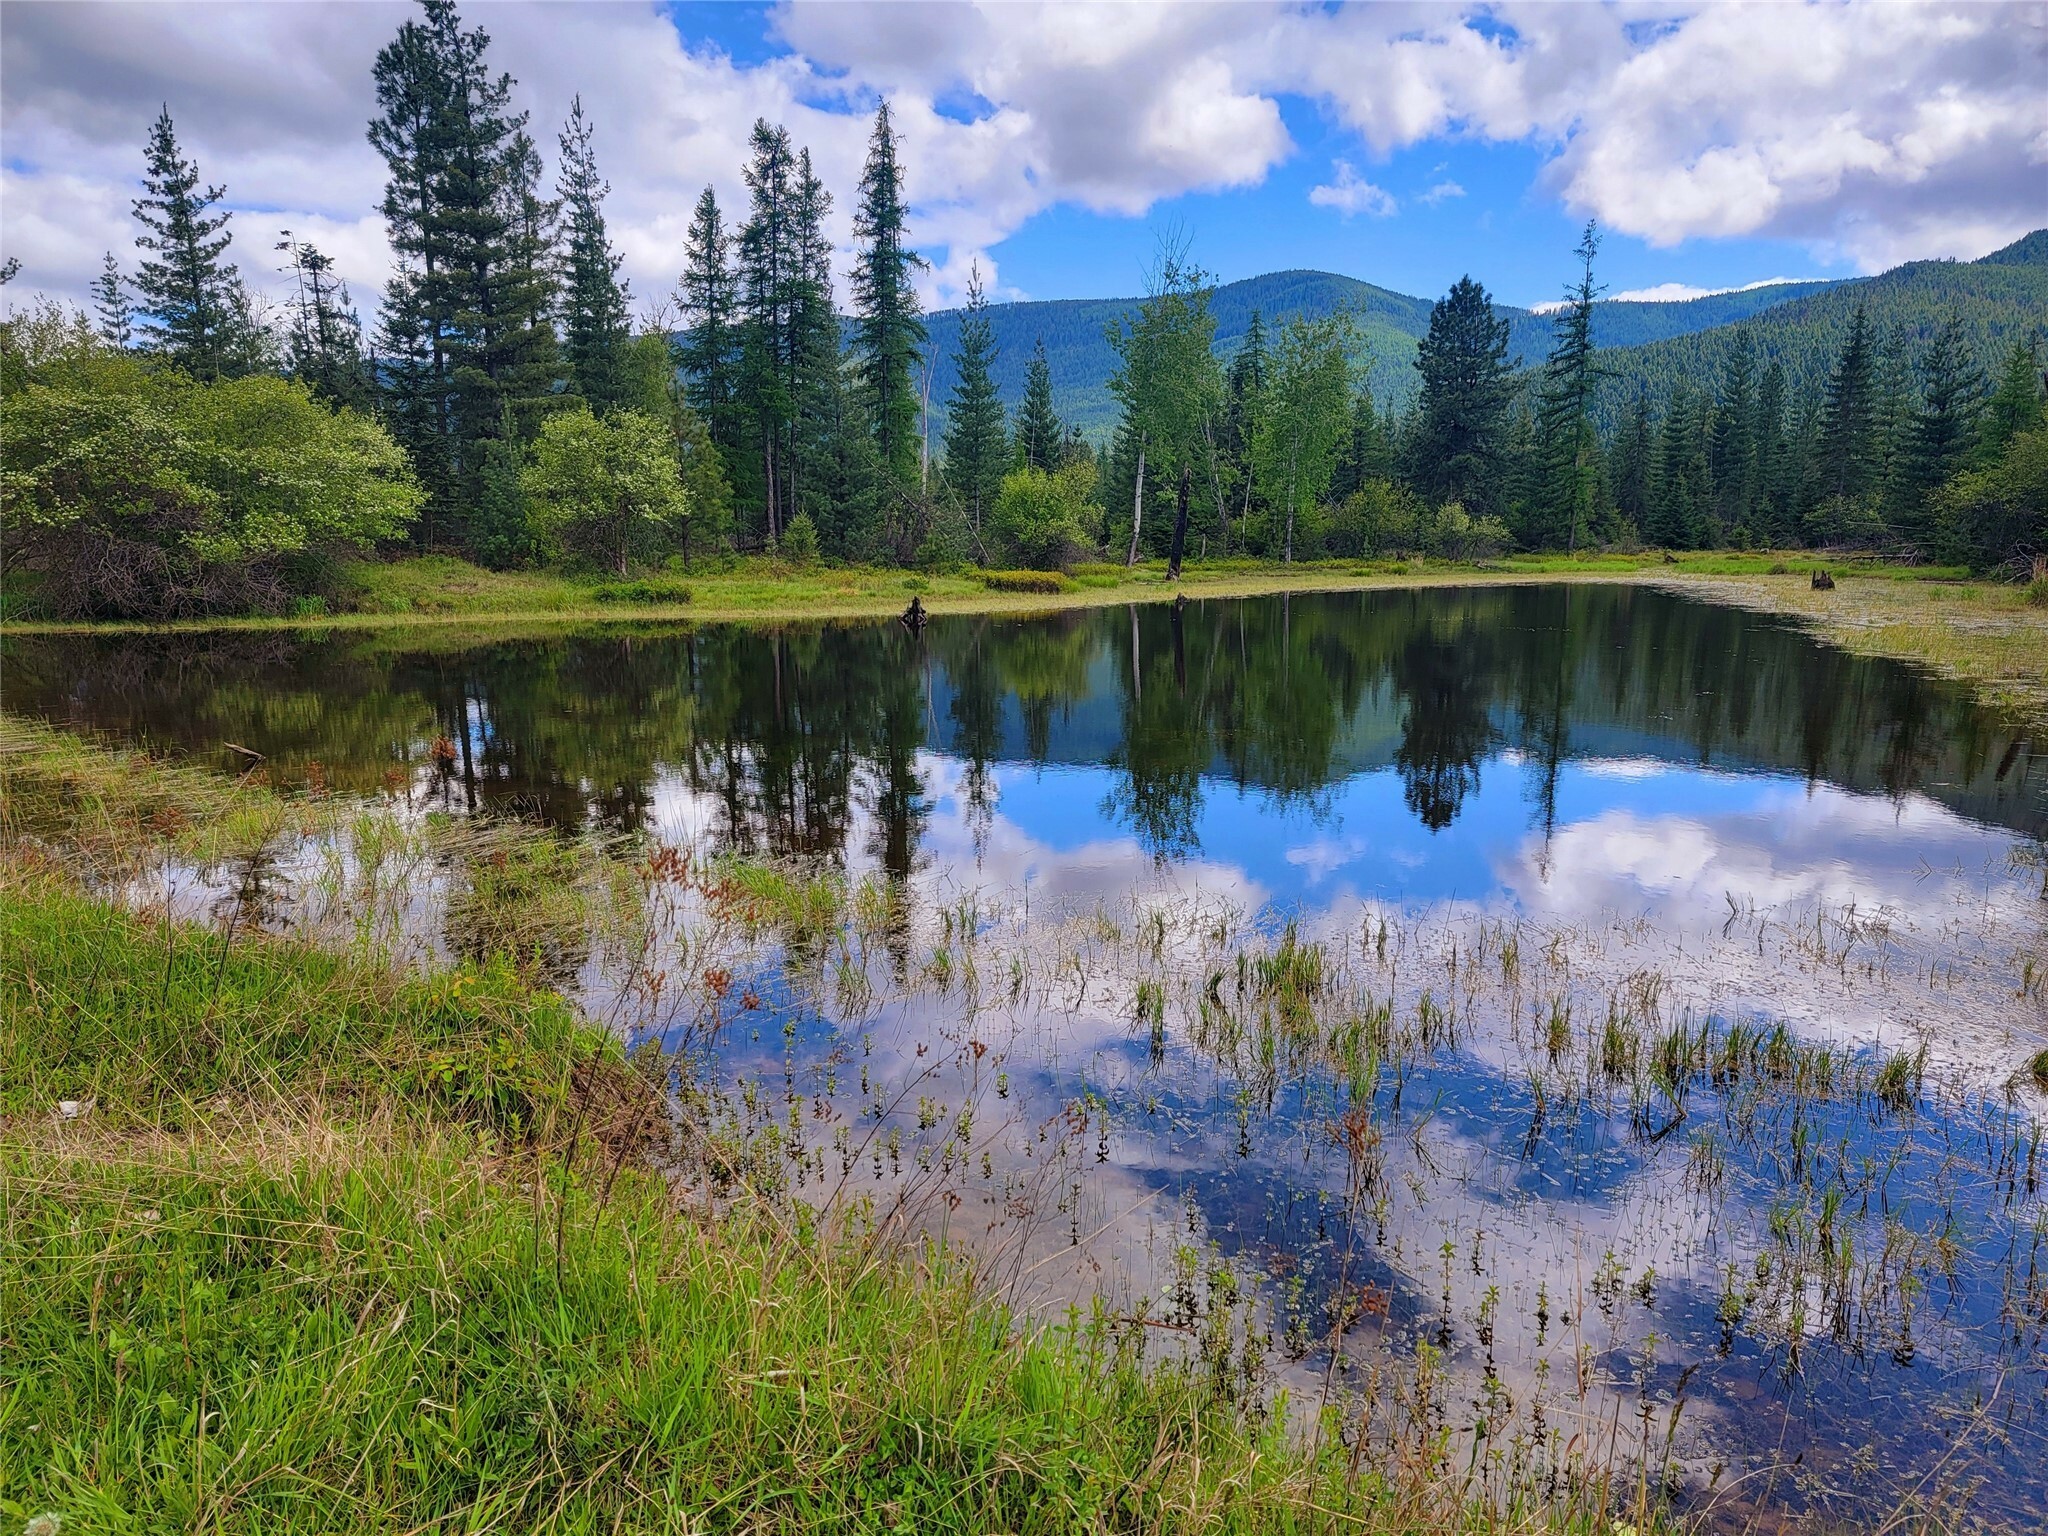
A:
3,0,2042,618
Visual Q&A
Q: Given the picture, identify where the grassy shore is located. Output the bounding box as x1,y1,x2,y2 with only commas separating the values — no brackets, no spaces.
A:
0,727,1654,1535
13,550,2044,726
0,546,1947,635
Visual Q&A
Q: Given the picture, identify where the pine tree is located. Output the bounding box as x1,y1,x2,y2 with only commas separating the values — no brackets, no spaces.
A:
1709,330,1757,535
1222,311,1269,542
1753,361,1792,545
281,239,372,410
369,0,561,553
1902,314,1987,532
1610,393,1653,535
1526,225,1606,549
91,253,133,348
369,0,458,524
131,106,235,378
789,147,843,543
556,95,632,415
1815,304,1878,506
678,187,741,459
1980,336,2043,459
1408,275,1515,516
850,102,928,486
1329,390,1389,501
1014,339,1062,471
737,119,800,544
943,264,1006,537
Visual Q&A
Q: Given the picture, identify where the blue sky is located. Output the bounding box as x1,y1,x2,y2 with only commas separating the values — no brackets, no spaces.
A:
2,2,2042,317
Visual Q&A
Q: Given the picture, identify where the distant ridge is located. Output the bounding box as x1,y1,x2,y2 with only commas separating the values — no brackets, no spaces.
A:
918,231,2045,440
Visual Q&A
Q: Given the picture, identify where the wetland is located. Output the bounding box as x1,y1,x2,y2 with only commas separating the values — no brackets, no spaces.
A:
6,581,2046,1532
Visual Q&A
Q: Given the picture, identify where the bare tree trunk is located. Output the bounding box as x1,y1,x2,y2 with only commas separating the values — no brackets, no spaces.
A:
1283,444,1299,563
1125,438,1146,567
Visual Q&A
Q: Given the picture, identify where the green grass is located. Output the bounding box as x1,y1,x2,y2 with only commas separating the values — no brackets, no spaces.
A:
0,872,604,1134
0,859,1649,1534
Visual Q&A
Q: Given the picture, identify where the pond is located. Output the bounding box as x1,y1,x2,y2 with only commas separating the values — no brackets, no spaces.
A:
9,583,2046,1529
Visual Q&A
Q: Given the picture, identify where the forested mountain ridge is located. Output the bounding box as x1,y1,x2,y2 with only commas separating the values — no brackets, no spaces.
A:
922,268,1846,435
1595,231,2048,422
924,235,2043,440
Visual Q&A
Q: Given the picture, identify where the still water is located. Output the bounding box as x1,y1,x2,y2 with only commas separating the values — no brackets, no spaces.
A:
9,584,2047,1527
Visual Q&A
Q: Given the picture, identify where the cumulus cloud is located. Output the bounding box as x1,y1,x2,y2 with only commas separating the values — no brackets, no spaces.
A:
1418,180,1466,206
2,0,2040,317
1309,159,1398,218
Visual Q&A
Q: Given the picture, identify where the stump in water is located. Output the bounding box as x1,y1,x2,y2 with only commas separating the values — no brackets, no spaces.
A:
899,594,927,633
1811,569,1835,591
1661,551,1680,564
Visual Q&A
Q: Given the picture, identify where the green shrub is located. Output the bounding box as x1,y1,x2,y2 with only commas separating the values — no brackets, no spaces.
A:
591,577,692,605
779,511,821,566
976,568,1072,594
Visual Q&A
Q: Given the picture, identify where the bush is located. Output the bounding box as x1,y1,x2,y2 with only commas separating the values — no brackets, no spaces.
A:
523,407,687,577
778,511,821,567
590,578,692,605
991,462,1102,570
0,307,421,619
975,569,1072,594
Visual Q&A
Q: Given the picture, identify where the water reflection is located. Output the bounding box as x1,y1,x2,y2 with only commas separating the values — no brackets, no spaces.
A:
7,587,2043,862
11,586,2048,1527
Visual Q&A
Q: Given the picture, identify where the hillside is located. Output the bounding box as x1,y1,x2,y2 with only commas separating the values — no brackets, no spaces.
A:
922,267,1843,438
1595,231,2048,420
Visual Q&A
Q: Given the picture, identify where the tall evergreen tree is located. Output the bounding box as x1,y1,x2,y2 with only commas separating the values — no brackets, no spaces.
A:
1329,390,1390,502
1814,304,1878,506
789,147,843,541
1526,224,1606,549
1753,360,1792,545
369,0,459,521
91,253,133,348
943,265,1006,536
850,102,927,486
1609,393,1653,535
737,119,800,543
1709,330,1758,534
555,95,632,414
1014,338,1062,472
678,186,740,459
367,0,562,551
1980,336,2043,460
1902,314,1987,531
1408,275,1515,516
131,106,235,378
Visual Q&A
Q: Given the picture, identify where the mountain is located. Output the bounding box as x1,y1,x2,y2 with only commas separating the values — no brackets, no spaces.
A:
918,267,1846,439
1594,231,2048,421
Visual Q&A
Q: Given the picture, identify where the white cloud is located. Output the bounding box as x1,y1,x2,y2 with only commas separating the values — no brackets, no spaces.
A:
2,0,2040,318
1309,159,1398,218
1605,277,1811,303
1418,180,1465,206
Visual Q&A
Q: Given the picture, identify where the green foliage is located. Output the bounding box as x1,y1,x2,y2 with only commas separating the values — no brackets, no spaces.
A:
944,265,1007,533
1934,406,2047,571
992,460,1103,571
522,407,689,575
130,106,239,380
1409,275,1515,516
555,95,635,415
0,311,420,618
1254,311,1357,560
976,568,1074,594
779,509,821,566
850,102,928,485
